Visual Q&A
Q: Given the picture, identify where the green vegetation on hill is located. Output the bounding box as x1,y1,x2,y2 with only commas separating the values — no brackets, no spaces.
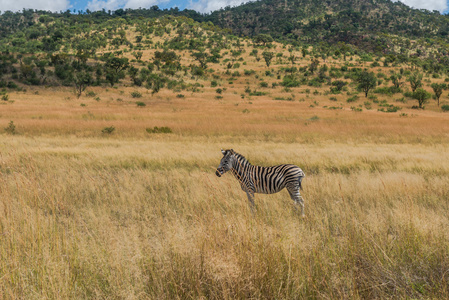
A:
0,5,448,110
205,0,449,53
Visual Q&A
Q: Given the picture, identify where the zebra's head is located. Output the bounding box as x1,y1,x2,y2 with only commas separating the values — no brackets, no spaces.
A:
216,149,235,177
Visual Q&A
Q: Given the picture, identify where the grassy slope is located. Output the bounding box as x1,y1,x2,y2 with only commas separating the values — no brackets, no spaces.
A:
1,23,449,298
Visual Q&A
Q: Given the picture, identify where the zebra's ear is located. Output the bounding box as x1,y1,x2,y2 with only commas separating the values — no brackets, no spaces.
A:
221,149,226,155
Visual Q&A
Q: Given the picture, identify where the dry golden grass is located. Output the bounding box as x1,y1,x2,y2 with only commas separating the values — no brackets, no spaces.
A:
1,33,449,298
1,129,449,298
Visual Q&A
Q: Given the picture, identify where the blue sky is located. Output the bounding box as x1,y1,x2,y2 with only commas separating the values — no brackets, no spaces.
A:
0,0,448,14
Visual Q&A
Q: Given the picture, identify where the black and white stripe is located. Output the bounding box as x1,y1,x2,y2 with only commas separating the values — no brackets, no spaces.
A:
216,149,306,216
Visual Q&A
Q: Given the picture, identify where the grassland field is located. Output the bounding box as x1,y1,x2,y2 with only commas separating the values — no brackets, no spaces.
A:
1,36,449,298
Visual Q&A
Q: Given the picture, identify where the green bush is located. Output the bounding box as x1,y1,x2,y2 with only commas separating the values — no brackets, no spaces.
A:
131,91,142,98
282,75,301,87
347,95,359,103
441,105,449,112
378,105,401,113
4,121,16,135
85,91,96,97
101,126,115,134
146,126,172,134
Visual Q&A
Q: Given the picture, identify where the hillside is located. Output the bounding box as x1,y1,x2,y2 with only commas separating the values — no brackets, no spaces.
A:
0,13,448,141
206,0,449,54
0,13,448,115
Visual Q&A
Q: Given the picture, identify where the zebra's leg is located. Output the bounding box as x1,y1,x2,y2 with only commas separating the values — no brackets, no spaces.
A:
288,188,305,217
245,191,256,213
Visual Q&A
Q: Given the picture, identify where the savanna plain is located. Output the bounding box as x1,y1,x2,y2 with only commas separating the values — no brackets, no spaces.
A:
1,84,449,299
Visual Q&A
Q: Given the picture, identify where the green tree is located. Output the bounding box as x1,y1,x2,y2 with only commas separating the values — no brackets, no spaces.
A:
132,51,143,61
154,50,181,76
408,72,423,92
430,83,447,107
413,88,431,109
356,71,377,97
74,70,93,98
262,51,274,67
191,50,209,69
104,56,129,86
390,73,403,90
253,34,273,47
308,58,319,75
128,66,142,86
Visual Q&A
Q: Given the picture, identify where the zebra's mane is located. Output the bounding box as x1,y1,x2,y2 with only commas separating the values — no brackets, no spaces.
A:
231,151,251,165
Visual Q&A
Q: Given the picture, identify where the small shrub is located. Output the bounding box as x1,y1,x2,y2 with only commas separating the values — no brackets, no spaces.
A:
211,80,218,87
249,91,267,96
85,91,96,97
282,75,301,87
216,88,223,94
441,104,449,112
4,121,16,135
347,95,359,103
146,126,172,133
102,126,115,134
7,81,18,89
176,94,185,98
136,101,146,107
242,109,250,114
364,101,372,110
378,106,400,112
351,106,363,112
131,91,142,98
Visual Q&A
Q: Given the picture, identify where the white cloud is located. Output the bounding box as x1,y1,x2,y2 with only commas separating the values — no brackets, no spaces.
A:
87,0,169,11
124,0,169,9
0,0,70,12
397,0,448,12
188,0,249,13
87,0,124,11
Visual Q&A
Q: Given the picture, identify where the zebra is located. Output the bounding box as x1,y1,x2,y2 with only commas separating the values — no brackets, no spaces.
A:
215,149,306,216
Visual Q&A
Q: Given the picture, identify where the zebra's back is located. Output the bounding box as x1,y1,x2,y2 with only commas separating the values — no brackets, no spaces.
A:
252,164,304,194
